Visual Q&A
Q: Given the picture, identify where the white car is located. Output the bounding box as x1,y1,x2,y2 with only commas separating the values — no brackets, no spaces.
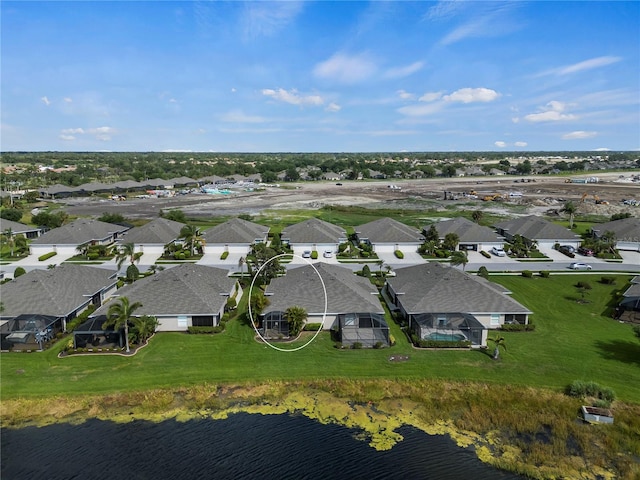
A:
302,250,312,258
570,262,592,271
323,250,333,258
490,246,506,257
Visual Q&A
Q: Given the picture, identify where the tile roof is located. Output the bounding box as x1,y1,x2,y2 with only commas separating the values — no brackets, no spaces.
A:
356,217,424,243
0,265,118,317
428,217,502,243
591,217,640,242
264,263,384,315
387,262,531,315
119,218,185,245
91,264,235,317
30,219,129,245
494,215,580,241
0,219,41,234
281,218,346,244
203,218,270,244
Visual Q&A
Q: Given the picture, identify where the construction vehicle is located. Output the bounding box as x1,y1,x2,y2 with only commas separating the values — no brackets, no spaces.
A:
580,192,588,203
483,193,505,201
594,195,609,205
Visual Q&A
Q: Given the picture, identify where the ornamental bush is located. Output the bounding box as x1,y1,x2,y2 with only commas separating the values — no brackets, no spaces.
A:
311,250,318,259
521,270,533,278
220,251,229,260
394,250,404,259
38,251,57,262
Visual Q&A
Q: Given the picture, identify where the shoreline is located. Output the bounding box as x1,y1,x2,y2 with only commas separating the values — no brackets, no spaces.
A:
2,379,638,479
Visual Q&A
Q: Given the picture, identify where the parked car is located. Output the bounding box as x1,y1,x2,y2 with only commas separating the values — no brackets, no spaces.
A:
302,250,312,258
577,246,594,256
490,246,507,257
570,262,592,270
558,245,575,257
323,250,333,258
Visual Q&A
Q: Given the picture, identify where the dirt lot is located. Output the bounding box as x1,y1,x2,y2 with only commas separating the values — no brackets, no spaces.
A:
58,173,639,220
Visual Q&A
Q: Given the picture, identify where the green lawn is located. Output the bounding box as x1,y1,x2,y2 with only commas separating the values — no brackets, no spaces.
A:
2,274,638,402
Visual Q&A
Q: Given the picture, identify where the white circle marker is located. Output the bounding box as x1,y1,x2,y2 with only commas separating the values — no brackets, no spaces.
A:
248,253,327,352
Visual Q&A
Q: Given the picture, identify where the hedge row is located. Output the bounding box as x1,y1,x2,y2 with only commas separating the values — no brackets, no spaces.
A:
38,251,57,262
500,323,536,332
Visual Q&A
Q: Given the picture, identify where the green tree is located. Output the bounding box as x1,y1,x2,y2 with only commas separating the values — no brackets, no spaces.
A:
2,228,15,257
471,210,484,224
98,212,127,224
115,242,143,270
285,305,307,337
103,296,143,353
161,209,187,223
488,335,507,360
450,250,468,271
0,208,23,222
14,266,26,278
132,315,158,344
477,266,489,279
561,201,578,229
424,225,440,243
179,224,205,257
442,233,459,251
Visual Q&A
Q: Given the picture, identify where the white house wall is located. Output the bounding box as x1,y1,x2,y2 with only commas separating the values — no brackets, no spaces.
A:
373,242,421,253
617,241,640,252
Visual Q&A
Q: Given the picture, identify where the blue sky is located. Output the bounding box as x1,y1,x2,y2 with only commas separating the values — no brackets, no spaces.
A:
2,1,639,152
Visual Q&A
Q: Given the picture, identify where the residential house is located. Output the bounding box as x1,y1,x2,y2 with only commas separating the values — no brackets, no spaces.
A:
260,263,386,346
203,218,270,256
384,262,532,347
591,217,640,251
494,215,581,250
0,219,44,239
281,218,347,257
117,217,185,255
616,276,640,323
90,263,240,331
425,217,504,252
0,265,118,349
355,217,424,253
29,218,130,258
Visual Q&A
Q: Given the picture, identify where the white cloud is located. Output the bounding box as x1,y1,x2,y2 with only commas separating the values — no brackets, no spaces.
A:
419,91,444,102
220,109,265,123
438,3,521,45
514,141,528,147
397,90,415,100
562,131,597,140
594,147,610,151
557,56,622,75
60,126,114,141
524,101,577,122
313,52,377,84
397,102,444,117
59,135,76,141
41,96,51,106
443,87,500,103
261,88,324,106
61,128,85,135
325,102,341,112
64,97,73,103
384,61,425,79
242,1,304,38
425,0,467,21
495,141,507,148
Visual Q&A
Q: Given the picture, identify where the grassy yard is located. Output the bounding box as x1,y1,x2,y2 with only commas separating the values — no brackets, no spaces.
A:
2,273,638,402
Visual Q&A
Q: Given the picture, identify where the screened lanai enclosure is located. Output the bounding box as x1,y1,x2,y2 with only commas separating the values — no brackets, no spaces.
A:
1,314,62,351
410,313,484,346
260,311,290,339
337,313,390,348
73,316,123,349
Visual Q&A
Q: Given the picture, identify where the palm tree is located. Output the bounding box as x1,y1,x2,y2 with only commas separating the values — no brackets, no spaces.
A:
2,228,15,257
179,224,205,257
115,242,142,270
132,315,158,344
285,305,307,337
376,259,384,277
488,335,507,360
450,250,468,271
76,243,89,259
103,296,143,353
147,264,165,275
561,201,578,229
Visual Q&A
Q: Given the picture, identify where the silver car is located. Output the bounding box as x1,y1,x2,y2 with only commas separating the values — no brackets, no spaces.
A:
570,262,592,270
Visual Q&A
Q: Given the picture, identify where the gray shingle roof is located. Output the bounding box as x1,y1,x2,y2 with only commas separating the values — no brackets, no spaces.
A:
0,219,41,234
494,215,580,241
91,264,235,316
0,265,118,317
428,217,502,243
591,217,640,242
387,262,531,314
40,184,81,195
356,217,424,244
264,263,384,315
203,218,270,244
30,219,129,245
623,282,640,297
281,218,346,244
119,218,185,245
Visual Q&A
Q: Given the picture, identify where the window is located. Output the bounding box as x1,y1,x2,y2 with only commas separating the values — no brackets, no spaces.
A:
490,314,500,326
178,316,188,328
192,316,214,327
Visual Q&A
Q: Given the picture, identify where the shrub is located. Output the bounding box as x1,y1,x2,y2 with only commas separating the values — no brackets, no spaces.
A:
362,265,371,277
38,251,57,262
480,250,491,259
394,250,404,259
373,341,384,349
500,323,536,332
303,323,322,331
220,251,229,260
600,276,616,285
539,270,550,278
389,334,396,346
187,326,216,334
576,281,592,290
311,250,318,259
361,251,370,258
566,380,616,404
352,342,363,349
521,270,533,278
0,208,24,222
225,297,237,311
415,339,471,348
87,252,100,260
477,266,489,279
14,267,26,278
435,250,447,258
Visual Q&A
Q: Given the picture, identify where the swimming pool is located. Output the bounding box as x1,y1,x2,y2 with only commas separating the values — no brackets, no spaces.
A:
426,333,466,342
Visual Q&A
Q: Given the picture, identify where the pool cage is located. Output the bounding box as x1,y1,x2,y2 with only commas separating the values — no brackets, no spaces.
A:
73,316,123,349
410,313,484,346
1,314,62,351
260,311,290,339
336,312,389,348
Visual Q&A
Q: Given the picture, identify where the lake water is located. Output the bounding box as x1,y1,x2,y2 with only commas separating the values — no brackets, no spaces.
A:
1,413,524,479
